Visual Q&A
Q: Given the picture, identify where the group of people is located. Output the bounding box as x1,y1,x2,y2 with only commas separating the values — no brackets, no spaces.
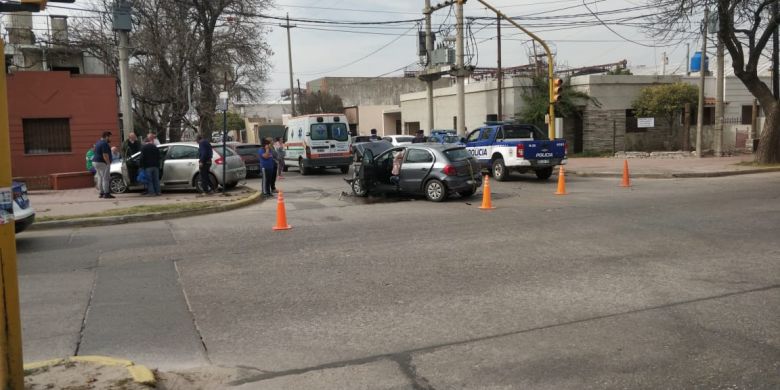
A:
86,131,162,199
259,137,285,197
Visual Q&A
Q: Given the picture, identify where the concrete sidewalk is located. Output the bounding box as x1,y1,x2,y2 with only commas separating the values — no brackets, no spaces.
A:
565,154,780,178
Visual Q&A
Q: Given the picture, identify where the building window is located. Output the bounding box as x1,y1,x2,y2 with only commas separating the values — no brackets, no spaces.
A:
22,118,72,154
741,105,762,125
690,107,715,126
625,109,644,133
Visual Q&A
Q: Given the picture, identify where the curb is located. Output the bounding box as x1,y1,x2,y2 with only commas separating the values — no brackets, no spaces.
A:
568,166,780,179
30,190,262,231
24,355,156,386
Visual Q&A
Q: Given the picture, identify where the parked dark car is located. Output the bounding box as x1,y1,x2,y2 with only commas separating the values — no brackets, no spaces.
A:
227,142,262,177
345,142,482,202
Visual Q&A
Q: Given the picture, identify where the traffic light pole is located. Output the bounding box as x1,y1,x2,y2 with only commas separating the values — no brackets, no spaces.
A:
475,0,556,140
0,37,25,390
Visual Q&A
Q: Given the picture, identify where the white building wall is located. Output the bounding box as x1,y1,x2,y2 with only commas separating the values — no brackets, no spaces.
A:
400,78,528,134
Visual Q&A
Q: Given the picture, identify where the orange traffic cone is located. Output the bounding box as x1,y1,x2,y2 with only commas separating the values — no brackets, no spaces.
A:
620,159,631,188
554,166,568,195
272,190,292,231
479,175,495,210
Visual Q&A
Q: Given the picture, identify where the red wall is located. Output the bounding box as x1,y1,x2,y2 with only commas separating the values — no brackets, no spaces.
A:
7,71,119,178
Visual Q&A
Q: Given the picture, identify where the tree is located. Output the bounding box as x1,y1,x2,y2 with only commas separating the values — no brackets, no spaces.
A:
212,111,246,133
299,91,345,115
71,0,272,141
647,0,780,163
632,83,698,149
516,76,599,128
607,67,633,75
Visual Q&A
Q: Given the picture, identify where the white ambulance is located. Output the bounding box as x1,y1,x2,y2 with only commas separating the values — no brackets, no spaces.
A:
284,114,352,175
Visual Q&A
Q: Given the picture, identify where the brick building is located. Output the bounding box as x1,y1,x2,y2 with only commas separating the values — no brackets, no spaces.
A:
8,71,119,188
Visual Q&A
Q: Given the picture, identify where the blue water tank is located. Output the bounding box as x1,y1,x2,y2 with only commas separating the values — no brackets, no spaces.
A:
691,51,709,72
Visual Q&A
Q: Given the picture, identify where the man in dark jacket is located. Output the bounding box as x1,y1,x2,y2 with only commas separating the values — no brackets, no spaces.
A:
197,134,214,194
93,131,114,199
139,136,161,196
122,132,142,159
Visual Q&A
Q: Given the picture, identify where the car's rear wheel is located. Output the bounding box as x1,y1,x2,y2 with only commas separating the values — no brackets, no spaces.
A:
351,179,368,197
535,167,554,180
339,165,349,174
299,159,310,175
425,179,446,202
225,182,238,189
492,158,508,181
194,173,218,193
110,174,128,194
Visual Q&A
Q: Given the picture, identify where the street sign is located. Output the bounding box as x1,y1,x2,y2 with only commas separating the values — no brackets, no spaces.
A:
638,117,655,128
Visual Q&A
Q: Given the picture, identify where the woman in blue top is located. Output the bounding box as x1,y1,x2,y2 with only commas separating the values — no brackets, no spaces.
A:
259,140,276,196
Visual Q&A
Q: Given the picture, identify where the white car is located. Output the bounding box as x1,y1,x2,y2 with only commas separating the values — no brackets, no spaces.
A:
11,182,34,233
383,135,414,146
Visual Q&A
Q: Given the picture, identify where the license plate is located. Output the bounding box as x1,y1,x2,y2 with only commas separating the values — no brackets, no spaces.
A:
536,159,550,164
247,166,258,171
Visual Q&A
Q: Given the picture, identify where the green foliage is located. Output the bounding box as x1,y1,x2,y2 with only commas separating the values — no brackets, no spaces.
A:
631,83,697,125
212,111,245,132
299,91,345,115
516,76,599,126
607,67,633,75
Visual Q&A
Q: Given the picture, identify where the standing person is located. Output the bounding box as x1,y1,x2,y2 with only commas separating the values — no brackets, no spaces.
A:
412,129,426,143
259,140,275,197
369,128,379,141
122,132,141,159
85,145,96,174
140,136,162,196
273,137,286,179
92,131,114,199
197,134,214,194
147,132,161,146
266,137,278,192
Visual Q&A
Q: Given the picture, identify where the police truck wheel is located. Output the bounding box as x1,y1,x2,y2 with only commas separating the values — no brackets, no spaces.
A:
535,167,554,180
492,158,508,181
424,179,446,202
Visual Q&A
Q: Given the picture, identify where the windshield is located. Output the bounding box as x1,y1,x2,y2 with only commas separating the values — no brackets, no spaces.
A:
444,148,471,161
310,123,350,141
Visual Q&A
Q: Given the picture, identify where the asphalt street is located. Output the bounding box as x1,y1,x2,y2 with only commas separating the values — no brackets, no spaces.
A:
16,168,780,389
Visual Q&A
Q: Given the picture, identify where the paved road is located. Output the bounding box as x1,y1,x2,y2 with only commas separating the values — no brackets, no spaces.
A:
16,168,780,388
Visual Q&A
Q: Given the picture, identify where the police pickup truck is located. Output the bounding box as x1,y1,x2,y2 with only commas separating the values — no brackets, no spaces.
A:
464,122,567,181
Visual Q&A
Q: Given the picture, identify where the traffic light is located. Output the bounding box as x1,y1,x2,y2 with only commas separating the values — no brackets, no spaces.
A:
552,78,564,103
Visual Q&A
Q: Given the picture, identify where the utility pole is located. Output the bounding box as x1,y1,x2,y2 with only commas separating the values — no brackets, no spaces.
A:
281,14,296,117
661,51,667,75
715,29,725,156
696,8,709,158
0,37,23,390
496,15,502,120
455,0,466,137
686,43,690,76
684,103,691,151
424,0,434,133
297,79,303,115
114,0,133,142
773,0,779,99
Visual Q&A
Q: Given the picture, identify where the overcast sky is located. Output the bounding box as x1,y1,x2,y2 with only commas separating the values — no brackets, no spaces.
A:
262,0,702,101
34,0,705,103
